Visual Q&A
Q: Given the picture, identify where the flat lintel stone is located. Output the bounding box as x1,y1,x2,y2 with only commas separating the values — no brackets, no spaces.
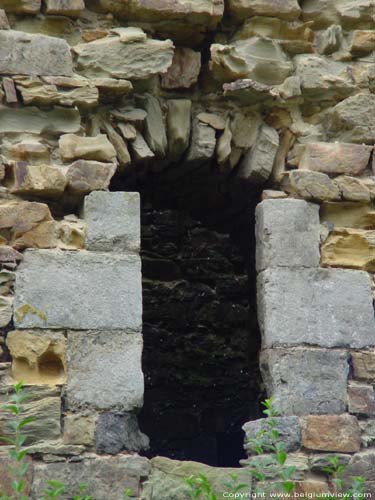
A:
258,267,375,349
255,199,320,272
14,249,142,331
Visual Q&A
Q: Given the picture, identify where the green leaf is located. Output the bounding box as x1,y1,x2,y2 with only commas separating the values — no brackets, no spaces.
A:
19,416,35,429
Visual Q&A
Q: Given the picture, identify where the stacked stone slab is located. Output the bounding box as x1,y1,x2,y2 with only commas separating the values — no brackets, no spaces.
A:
247,198,375,494
7,191,149,499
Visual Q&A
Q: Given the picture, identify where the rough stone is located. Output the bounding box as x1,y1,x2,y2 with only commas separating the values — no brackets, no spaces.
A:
95,412,149,454
14,250,142,330
334,176,371,202
352,351,375,381
186,120,216,164
66,160,116,195
343,451,375,481
167,99,192,161
67,330,144,411
0,9,9,28
301,415,361,452
284,170,341,202
320,202,375,229
321,228,375,272
73,34,174,80
3,139,50,164
130,132,155,162
348,383,375,416
63,414,96,447
260,348,349,415
84,191,140,253
297,142,372,176
0,30,72,76
5,163,67,198
31,455,151,500
0,0,40,14
45,0,85,16
258,268,375,348
137,95,168,158
103,122,131,169
243,416,301,454
117,122,137,141
255,199,320,272
59,134,116,162
0,296,12,328
228,0,301,21
18,81,98,108
161,48,201,89
0,106,80,135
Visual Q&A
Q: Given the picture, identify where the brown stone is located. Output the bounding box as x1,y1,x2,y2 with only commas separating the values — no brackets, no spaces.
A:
0,199,52,243
5,162,67,198
161,48,201,89
321,228,375,272
3,139,50,164
12,221,59,250
334,176,371,202
63,414,96,446
228,0,301,21
284,170,341,202
348,383,375,416
320,202,375,229
0,246,23,264
352,351,375,381
351,30,375,55
59,134,117,162
66,160,116,195
301,415,361,452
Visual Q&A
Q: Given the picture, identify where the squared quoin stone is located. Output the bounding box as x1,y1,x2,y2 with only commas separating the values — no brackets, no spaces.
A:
67,330,144,411
256,199,320,272
84,191,140,253
301,415,361,452
14,250,142,330
258,268,375,348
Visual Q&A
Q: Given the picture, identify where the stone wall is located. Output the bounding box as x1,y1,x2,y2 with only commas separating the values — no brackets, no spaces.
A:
1,0,375,498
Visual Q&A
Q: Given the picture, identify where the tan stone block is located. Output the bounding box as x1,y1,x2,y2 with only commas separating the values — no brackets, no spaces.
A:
301,415,361,452
59,134,116,162
66,160,116,195
13,220,59,250
3,139,50,164
6,330,66,385
228,0,301,21
284,170,341,202
5,162,67,198
0,296,12,328
352,351,375,381
321,228,375,272
63,414,96,446
348,383,375,416
334,176,371,202
320,202,375,229
351,31,375,55
0,199,52,243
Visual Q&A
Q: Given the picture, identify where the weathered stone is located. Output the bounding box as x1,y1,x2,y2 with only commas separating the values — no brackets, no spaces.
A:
321,228,375,272
111,108,147,127
297,142,372,176
117,122,137,141
59,134,116,162
261,189,288,200
320,202,375,229
0,9,9,28
45,0,85,16
343,451,375,481
301,415,361,452
210,38,293,85
0,106,80,135
334,176,371,202
348,383,375,416
325,93,375,144
0,30,72,76
73,34,174,80
93,78,133,97
186,120,216,163
18,81,98,107
0,0,40,14
316,24,343,55
3,139,50,164
258,268,375,348
260,348,349,415
6,329,66,385
129,132,155,162
136,95,167,158
103,122,131,168
243,416,301,454
301,0,375,29
352,351,375,381
0,296,12,327
12,221,61,251
256,199,320,272
360,419,375,447
67,330,143,411
284,170,341,202
56,217,86,250
0,247,23,265
231,112,261,149
197,112,226,131
216,119,232,165
63,414,96,447
237,126,278,184
161,48,201,89
5,163,67,198
310,454,351,474
32,455,151,500
26,440,84,456
228,0,300,21
66,160,116,195
95,412,149,454
3,77,18,103
167,99,192,161
142,456,251,500
14,250,142,330
351,30,375,54
84,191,140,253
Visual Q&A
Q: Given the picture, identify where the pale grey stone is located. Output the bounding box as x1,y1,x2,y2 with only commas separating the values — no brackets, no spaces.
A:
237,125,279,184
167,99,192,161
14,249,142,331
0,106,80,135
67,330,144,411
0,30,72,76
0,296,12,327
130,132,155,162
95,412,149,454
260,348,349,415
84,191,140,253
256,199,320,272
32,455,151,500
258,268,375,348
243,416,301,454
137,95,168,158
186,120,216,163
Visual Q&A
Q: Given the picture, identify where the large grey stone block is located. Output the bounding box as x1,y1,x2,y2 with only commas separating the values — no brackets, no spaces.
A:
0,30,73,76
14,250,142,331
243,416,301,454
67,330,144,411
95,412,149,454
255,199,320,272
31,455,151,499
84,191,140,253
258,268,375,348
260,348,349,415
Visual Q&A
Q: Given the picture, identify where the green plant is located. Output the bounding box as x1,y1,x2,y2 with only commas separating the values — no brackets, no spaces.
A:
322,456,366,500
